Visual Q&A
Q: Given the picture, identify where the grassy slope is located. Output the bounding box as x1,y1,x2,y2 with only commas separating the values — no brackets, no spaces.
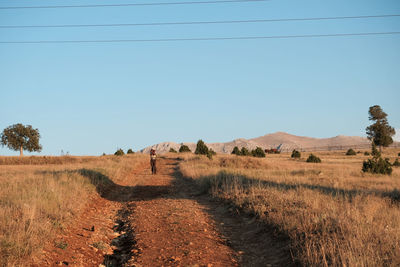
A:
179,149,400,266
0,154,147,267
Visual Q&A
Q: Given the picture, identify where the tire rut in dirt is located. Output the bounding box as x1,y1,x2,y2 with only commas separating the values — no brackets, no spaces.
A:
103,203,139,267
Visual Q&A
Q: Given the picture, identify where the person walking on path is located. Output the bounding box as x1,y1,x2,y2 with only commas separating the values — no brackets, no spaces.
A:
150,149,157,174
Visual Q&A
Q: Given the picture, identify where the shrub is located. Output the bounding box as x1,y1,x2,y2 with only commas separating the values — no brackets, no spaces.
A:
179,145,191,153
398,152,400,157
207,149,216,160
114,149,124,156
364,151,370,156
231,146,241,155
241,147,251,156
195,140,209,155
362,157,392,175
291,149,301,158
346,149,357,156
393,158,400,167
209,149,216,156
127,148,134,154
306,154,321,163
251,147,266,158
169,148,177,153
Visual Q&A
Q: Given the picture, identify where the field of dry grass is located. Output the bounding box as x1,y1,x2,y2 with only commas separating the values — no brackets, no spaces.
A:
0,155,100,165
0,154,147,267
179,149,400,266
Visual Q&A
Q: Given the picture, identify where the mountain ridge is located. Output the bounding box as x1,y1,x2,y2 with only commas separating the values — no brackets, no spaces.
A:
139,132,392,154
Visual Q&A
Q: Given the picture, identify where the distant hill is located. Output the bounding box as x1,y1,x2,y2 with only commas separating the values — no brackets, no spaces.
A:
139,132,393,154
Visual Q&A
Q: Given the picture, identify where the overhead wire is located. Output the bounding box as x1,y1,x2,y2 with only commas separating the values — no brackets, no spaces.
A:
0,0,269,10
1,14,399,29
1,31,399,44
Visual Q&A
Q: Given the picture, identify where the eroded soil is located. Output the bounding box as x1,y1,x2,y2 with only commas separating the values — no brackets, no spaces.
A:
32,157,292,266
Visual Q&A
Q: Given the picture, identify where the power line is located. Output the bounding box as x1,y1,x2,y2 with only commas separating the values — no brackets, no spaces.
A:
1,14,399,29
0,0,269,10
1,31,399,44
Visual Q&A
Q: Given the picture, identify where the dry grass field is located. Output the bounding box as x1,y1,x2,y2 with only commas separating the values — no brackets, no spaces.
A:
179,149,400,266
0,154,147,267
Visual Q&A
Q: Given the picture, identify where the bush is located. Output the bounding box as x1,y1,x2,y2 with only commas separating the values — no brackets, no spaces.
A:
169,148,177,153
306,154,321,163
207,149,216,160
291,149,301,158
114,149,124,156
251,147,266,158
195,140,209,155
241,147,251,156
231,146,241,155
127,148,134,154
364,151,370,156
346,149,357,156
362,157,392,175
398,152,400,157
179,145,191,153
209,149,216,156
393,158,400,167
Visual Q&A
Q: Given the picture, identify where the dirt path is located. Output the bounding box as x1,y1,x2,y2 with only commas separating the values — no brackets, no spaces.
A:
33,157,292,266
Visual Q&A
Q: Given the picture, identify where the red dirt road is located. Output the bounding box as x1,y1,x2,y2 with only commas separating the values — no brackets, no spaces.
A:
33,157,291,266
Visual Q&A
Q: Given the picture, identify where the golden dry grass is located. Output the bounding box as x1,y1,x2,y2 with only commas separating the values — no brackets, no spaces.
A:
0,155,98,165
179,149,400,266
0,154,147,267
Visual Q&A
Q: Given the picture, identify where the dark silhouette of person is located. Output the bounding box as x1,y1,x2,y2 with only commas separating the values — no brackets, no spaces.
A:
150,149,157,174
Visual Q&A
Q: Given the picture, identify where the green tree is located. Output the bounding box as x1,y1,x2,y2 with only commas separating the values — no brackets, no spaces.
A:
251,147,266,158
195,140,209,155
371,143,381,158
0,123,42,156
241,147,251,156
231,146,241,155
179,145,191,153
366,105,395,151
127,148,134,154
169,148,177,153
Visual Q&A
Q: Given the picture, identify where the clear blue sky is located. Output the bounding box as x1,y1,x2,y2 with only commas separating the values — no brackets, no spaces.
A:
1,0,399,155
